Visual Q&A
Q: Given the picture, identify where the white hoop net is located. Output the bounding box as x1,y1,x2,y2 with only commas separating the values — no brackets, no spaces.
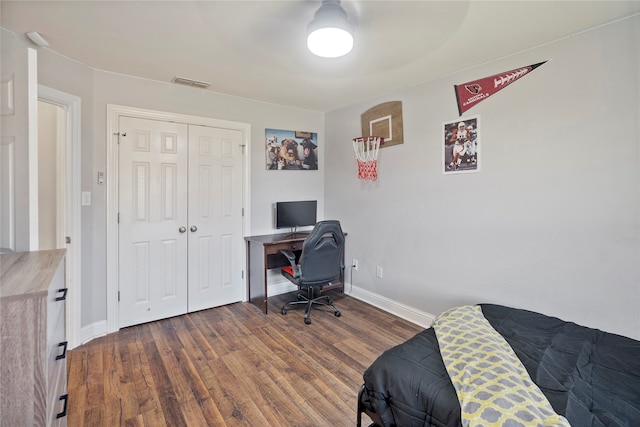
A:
353,136,383,181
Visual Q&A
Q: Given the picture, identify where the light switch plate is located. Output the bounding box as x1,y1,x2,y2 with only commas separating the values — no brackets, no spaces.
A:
82,191,91,206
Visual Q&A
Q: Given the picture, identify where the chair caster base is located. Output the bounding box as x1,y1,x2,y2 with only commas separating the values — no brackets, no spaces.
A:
281,290,341,324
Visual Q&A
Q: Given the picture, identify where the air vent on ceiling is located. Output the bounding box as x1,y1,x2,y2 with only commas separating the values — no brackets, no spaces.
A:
172,76,211,89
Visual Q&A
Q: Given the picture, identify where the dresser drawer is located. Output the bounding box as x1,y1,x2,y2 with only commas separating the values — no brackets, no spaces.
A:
46,263,66,349
47,304,67,406
47,299,66,359
47,356,68,427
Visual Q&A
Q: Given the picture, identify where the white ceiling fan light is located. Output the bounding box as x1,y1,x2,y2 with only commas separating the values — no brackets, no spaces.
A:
26,31,49,47
307,0,354,58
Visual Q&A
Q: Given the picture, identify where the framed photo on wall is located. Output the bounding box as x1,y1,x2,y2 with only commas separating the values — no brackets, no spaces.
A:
443,115,480,174
265,128,318,170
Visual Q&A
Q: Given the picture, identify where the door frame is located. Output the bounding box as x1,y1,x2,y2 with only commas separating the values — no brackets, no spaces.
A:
38,85,82,349
105,104,251,334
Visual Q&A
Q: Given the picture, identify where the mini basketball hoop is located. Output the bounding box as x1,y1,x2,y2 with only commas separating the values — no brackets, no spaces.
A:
352,136,383,181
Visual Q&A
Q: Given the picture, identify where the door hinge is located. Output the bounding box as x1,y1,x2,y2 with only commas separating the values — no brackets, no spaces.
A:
118,291,120,302
241,270,244,279
242,208,244,217
114,132,126,144
66,236,71,244
117,213,120,223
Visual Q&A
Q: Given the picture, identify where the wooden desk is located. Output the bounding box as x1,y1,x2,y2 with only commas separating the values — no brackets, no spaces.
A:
245,232,345,314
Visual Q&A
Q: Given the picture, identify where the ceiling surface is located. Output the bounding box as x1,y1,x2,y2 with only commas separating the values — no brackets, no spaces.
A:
2,1,640,112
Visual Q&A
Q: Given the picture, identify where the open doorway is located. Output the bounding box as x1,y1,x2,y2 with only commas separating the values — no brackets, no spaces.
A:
38,101,63,249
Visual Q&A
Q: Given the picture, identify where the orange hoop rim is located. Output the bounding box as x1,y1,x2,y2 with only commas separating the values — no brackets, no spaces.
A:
352,136,385,145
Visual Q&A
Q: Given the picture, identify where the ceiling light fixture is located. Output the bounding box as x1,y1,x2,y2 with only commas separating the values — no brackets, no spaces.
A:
26,31,49,47
307,0,354,58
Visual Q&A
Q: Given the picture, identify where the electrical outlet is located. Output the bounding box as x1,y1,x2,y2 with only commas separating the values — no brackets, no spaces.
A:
376,265,383,278
352,259,359,271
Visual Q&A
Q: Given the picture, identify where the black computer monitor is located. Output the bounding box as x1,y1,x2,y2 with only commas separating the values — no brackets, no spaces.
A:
275,200,317,231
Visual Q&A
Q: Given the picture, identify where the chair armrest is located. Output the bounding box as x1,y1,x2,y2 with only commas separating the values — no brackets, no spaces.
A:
280,249,296,264
280,250,300,277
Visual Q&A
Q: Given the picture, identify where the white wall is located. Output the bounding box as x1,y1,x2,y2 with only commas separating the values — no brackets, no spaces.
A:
325,16,640,339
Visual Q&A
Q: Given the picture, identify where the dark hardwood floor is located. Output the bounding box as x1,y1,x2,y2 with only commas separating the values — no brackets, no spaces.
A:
67,292,423,426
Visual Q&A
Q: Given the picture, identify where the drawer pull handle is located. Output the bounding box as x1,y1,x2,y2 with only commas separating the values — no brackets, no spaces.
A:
56,341,68,360
55,288,68,301
56,394,69,419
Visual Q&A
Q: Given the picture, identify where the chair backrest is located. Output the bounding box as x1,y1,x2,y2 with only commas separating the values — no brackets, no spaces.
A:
298,220,345,286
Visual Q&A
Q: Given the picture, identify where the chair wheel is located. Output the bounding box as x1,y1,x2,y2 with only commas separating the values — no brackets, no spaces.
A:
304,317,312,324
281,308,287,315
335,311,341,317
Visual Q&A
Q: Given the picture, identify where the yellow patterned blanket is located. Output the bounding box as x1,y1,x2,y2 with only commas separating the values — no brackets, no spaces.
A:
433,305,571,427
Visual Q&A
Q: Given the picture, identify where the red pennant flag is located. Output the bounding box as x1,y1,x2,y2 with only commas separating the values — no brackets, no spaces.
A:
454,61,547,115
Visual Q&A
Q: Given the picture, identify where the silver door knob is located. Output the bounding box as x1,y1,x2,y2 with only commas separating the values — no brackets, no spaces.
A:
190,225,198,232
179,226,186,233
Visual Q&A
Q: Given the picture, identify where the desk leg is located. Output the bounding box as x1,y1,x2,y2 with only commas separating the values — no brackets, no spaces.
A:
247,241,268,314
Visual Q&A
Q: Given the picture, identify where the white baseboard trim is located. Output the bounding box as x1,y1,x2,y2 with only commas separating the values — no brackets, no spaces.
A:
347,285,435,328
81,282,296,346
267,280,298,296
80,283,432,346
80,320,108,345
268,279,434,328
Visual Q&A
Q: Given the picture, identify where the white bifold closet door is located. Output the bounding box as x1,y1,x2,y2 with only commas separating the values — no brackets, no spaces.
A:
118,116,243,328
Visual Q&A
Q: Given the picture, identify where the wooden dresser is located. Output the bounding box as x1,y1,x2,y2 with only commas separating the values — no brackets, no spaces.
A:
0,249,68,427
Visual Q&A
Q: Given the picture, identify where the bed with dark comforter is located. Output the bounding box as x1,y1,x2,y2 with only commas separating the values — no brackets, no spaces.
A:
357,304,640,427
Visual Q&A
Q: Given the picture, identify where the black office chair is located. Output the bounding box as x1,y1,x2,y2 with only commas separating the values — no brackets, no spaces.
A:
280,220,345,324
